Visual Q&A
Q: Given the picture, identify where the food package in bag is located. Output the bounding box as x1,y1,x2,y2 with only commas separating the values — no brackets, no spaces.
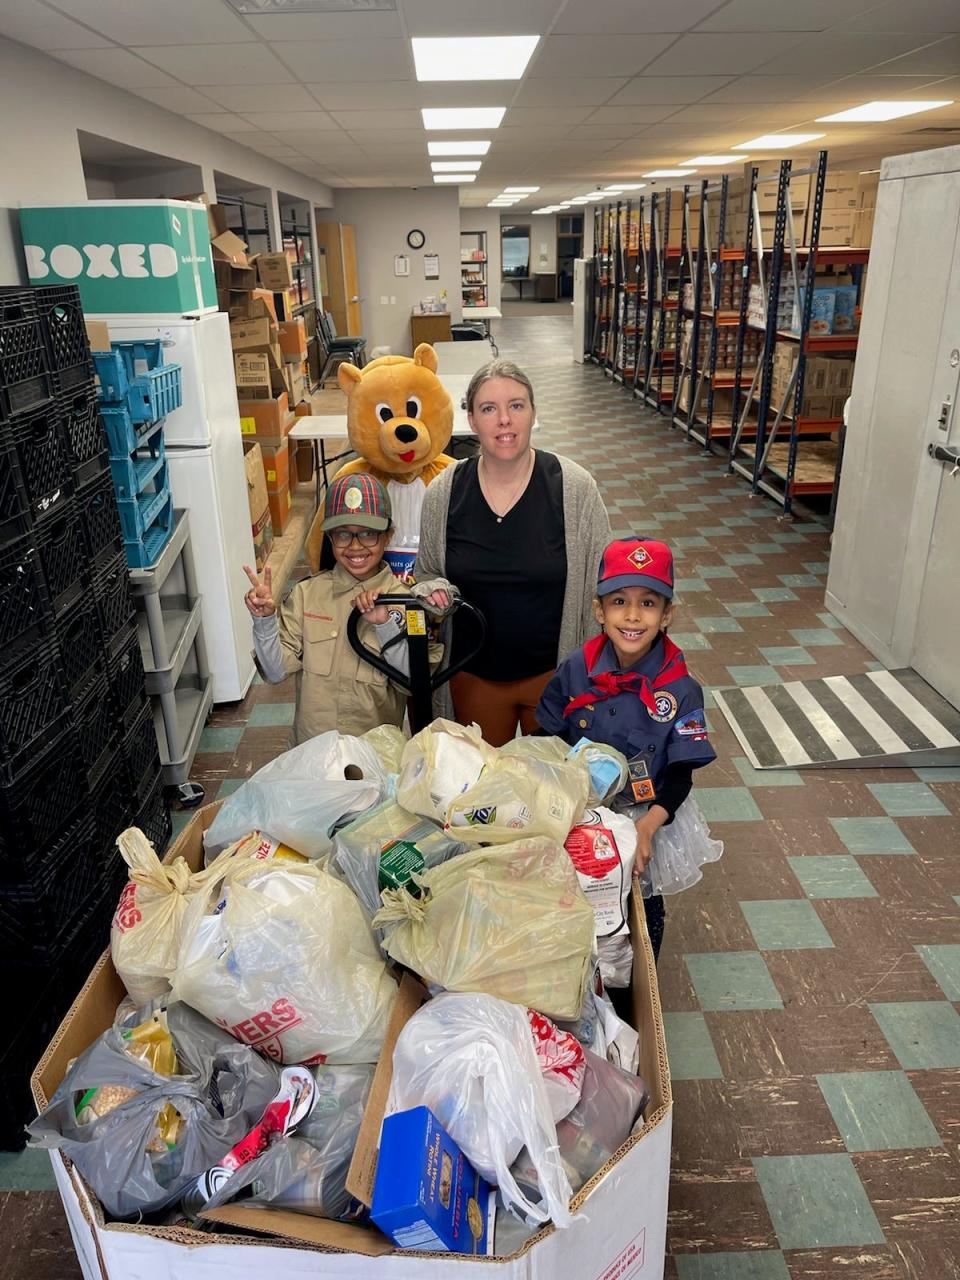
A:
446,750,588,846
172,857,397,1064
387,992,575,1228
330,796,467,918
564,808,637,988
566,738,629,805
111,829,270,1005
396,718,495,822
374,837,596,1020
203,731,386,861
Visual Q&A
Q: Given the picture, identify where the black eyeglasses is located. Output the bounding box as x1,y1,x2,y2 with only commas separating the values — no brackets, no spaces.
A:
328,528,384,547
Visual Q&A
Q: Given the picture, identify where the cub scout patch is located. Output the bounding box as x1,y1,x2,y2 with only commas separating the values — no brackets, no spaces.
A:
676,708,708,739
648,691,678,723
628,544,653,571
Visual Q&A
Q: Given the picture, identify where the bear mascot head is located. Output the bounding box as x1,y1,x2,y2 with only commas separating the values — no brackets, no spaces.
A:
305,343,454,574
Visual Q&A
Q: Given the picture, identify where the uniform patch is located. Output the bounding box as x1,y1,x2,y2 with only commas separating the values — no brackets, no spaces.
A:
648,691,678,723
676,708,708,738
344,485,363,511
628,545,653,571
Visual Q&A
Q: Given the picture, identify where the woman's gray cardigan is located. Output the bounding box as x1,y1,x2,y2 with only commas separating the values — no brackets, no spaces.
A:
413,452,611,720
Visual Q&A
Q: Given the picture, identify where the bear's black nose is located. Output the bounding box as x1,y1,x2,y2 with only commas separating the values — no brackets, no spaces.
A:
394,424,418,443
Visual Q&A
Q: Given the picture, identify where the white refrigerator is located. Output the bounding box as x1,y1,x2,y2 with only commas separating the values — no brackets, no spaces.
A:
102,312,255,704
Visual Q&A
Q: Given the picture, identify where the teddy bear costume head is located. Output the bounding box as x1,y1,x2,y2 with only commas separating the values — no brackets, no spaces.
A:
305,342,454,573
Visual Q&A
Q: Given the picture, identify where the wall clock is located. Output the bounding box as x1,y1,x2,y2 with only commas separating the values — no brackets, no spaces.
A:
406,228,426,250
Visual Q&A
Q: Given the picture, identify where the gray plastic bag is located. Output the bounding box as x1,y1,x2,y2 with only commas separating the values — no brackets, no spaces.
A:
28,1003,279,1220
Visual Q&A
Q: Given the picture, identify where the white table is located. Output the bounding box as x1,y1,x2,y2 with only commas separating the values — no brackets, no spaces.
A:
433,341,492,376
461,305,502,354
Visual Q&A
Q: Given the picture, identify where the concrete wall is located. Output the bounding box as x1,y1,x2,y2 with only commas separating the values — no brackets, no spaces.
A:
333,187,463,357
459,208,501,311
0,35,333,285
500,212,558,300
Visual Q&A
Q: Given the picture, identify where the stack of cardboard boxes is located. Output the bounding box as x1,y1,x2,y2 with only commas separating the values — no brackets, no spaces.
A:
719,165,876,252
770,344,854,421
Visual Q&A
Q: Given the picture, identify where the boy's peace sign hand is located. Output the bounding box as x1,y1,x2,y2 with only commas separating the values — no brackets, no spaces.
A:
243,564,276,618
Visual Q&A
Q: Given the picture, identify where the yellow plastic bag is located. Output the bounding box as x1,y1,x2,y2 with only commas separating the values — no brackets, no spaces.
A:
396,718,496,822
374,838,596,1020
445,750,589,846
361,724,408,775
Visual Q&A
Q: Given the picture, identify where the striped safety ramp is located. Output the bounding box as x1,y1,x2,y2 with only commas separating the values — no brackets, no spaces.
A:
715,668,960,770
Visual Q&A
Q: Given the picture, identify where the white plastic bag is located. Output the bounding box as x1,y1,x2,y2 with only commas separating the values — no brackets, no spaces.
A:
564,808,637,988
446,752,588,846
527,1009,585,1122
172,858,397,1064
361,724,407,776
641,795,724,898
203,732,386,860
374,837,596,1020
396,719,494,822
386,992,575,1228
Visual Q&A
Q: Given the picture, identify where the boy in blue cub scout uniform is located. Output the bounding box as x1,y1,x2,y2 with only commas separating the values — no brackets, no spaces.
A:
536,538,716,961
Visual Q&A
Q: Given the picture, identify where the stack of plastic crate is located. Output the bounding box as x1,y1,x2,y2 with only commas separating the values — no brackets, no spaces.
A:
0,285,172,1149
92,340,182,570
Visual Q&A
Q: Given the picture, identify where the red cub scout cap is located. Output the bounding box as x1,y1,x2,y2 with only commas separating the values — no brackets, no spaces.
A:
597,538,674,600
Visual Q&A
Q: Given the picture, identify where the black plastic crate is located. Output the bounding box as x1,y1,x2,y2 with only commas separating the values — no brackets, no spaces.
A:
34,498,85,614
0,722,85,869
105,622,146,723
75,464,122,563
90,549,135,639
74,667,116,779
0,638,68,765
89,745,135,860
135,770,172,855
6,401,71,521
54,374,107,470
34,285,89,373
0,536,52,672
54,594,101,697
0,287,37,325
0,312,47,390
122,696,159,785
0,440,29,549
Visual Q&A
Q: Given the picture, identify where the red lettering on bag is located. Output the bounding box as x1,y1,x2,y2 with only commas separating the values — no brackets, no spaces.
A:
221,999,303,1051
113,882,141,934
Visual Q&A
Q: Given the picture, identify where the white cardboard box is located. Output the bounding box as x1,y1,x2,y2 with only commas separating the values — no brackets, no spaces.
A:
32,802,673,1280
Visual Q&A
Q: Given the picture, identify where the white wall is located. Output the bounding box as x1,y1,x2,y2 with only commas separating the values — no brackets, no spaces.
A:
500,212,558,300
459,208,501,311
0,35,333,285
332,187,463,357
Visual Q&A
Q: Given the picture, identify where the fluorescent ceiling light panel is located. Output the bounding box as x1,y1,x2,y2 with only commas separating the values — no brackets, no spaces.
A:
683,155,742,165
428,140,491,157
606,183,645,191
433,174,476,183
431,160,482,172
422,108,506,130
503,186,539,193
734,134,823,150
413,36,539,83
568,196,592,203
816,100,953,123
643,169,696,178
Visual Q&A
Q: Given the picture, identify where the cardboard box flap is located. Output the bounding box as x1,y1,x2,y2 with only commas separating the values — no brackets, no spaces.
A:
199,1206,395,1257
212,229,249,264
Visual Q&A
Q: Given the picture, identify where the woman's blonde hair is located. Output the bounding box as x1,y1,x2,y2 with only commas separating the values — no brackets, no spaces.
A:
465,359,536,414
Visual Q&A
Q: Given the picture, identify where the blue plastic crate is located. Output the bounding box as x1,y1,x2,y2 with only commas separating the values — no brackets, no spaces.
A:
108,420,165,502
92,342,182,424
100,402,158,458
116,465,169,542
122,493,174,569
125,363,181,423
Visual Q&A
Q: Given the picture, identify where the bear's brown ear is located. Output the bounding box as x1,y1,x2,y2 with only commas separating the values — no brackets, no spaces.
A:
337,362,363,394
413,343,438,374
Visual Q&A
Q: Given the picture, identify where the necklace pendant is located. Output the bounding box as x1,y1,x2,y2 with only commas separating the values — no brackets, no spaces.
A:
496,515,503,523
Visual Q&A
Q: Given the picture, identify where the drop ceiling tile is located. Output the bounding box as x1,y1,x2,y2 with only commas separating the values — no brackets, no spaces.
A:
244,10,403,40
502,106,595,127
696,0,879,33
330,110,424,131
400,0,565,37
564,124,652,141
641,32,808,76
493,126,572,144
199,83,320,113
835,0,960,33
792,73,953,102
49,47,181,88
185,112,254,134
49,0,256,44
133,43,295,86
0,0,111,49
754,32,942,76
344,129,436,146
271,38,414,83
702,74,842,103
240,111,341,132
585,104,688,125
131,86,221,114
512,77,627,107
874,34,960,75
555,0,721,33
529,34,676,78
666,103,777,123
416,82,518,107
608,75,737,104
305,82,419,110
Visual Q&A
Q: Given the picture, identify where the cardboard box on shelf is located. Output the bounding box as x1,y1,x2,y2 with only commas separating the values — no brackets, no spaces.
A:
230,315,279,353
285,360,308,408
238,392,293,448
857,173,880,208
31,799,672,1280
260,439,290,493
853,207,875,248
800,392,836,420
829,359,855,394
258,252,295,292
822,173,859,209
831,393,850,420
268,478,293,535
235,350,286,399
215,259,258,292
278,318,308,363
242,441,273,571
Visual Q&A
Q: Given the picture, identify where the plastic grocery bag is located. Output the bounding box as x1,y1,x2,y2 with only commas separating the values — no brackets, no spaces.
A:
362,724,407,776
618,795,723,898
386,992,575,1228
527,1009,585,1122
111,829,266,1005
374,837,596,1020
199,1064,374,1219
446,751,589,846
556,968,641,1074
330,797,467,919
27,1002,279,1219
203,731,386,861
396,719,495,822
564,808,637,989
172,858,397,1064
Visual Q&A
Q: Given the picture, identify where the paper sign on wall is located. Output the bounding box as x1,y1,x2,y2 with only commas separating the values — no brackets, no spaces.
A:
424,253,440,279
394,255,410,277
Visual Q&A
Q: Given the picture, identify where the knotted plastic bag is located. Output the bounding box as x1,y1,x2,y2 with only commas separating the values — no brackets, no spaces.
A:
641,795,724,897
172,858,397,1064
396,718,495,822
446,748,589,846
374,837,596,1020
564,808,637,988
386,992,575,1228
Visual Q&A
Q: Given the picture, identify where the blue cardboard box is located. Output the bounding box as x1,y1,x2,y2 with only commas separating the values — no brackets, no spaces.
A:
372,1106,495,1255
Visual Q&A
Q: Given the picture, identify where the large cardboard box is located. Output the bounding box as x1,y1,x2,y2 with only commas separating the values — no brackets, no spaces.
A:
278,318,308,363
231,315,279,353
242,442,273,571
235,350,285,399
268,479,293,535
261,439,291,493
31,801,672,1280
258,252,296,291
238,393,293,448
20,200,216,316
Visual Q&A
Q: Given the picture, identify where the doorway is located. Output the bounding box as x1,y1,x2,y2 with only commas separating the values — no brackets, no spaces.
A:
556,214,583,300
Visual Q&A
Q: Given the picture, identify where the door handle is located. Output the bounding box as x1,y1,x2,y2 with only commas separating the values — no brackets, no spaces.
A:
928,442,960,473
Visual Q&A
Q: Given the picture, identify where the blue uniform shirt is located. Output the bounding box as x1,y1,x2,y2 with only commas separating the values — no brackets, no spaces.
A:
536,632,716,801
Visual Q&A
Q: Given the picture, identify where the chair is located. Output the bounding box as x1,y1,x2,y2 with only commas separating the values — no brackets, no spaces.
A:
318,312,366,387
450,324,485,342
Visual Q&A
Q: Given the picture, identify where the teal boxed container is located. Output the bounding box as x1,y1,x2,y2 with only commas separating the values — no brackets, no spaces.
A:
371,1106,495,1255
832,285,859,333
19,201,216,316
799,286,836,337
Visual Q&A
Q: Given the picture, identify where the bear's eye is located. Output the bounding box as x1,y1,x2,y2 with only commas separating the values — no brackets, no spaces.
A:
406,396,421,419
376,402,394,424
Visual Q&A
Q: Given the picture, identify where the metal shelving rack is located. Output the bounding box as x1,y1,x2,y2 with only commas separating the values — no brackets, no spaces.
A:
590,203,616,368
643,189,681,411
460,230,488,308
279,203,315,316
217,194,273,252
